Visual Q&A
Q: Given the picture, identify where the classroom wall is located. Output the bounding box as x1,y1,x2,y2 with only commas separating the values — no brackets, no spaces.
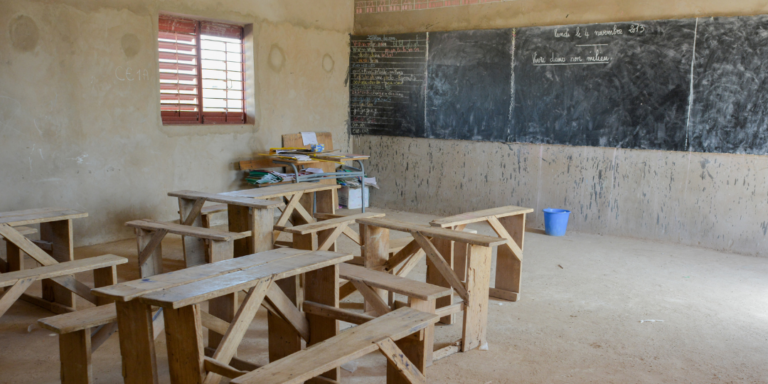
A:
353,1,768,257
0,0,353,247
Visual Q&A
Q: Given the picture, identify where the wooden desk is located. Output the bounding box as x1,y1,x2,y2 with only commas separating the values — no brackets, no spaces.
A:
92,248,352,384
221,183,341,248
168,190,285,260
431,205,534,302
0,208,88,312
351,217,508,360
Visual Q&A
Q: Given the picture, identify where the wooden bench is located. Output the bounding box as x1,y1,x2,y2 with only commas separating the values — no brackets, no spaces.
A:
278,212,386,253
351,217,507,358
0,208,89,311
431,205,534,302
0,254,126,319
126,219,250,278
335,263,451,365
0,226,36,273
38,302,252,384
230,307,438,384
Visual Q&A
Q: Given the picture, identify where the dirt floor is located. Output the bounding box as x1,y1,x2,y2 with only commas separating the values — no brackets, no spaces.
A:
1,207,767,383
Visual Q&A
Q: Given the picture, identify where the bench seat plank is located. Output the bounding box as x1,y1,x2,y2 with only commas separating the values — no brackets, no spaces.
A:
0,208,88,226
168,190,284,209
0,254,127,288
92,248,309,302
39,303,117,334
0,226,37,237
139,251,352,309
126,220,249,241
202,204,229,215
219,183,340,200
340,264,451,301
430,205,534,228
231,307,438,384
282,212,385,235
356,218,508,247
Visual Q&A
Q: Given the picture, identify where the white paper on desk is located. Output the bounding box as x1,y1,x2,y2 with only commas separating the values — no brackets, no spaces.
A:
305,168,324,174
300,132,318,146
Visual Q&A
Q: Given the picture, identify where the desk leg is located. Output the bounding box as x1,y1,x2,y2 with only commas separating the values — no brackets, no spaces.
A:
427,238,454,325
165,304,205,384
179,197,206,267
361,225,389,312
136,228,163,278
228,205,250,257
40,220,75,309
305,265,340,383
6,242,22,272
315,189,336,215
268,277,301,362
462,245,492,352
404,298,435,369
251,207,275,254
493,214,525,302
208,293,236,349
116,300,158,384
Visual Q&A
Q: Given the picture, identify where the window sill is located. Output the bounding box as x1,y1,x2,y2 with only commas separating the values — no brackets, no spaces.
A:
159,122,259,137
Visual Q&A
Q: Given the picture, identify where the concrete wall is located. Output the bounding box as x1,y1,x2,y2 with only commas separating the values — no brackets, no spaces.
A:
353,1,768,256
0,0,353,246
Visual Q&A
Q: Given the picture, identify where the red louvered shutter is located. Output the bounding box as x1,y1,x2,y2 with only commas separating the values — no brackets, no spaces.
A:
158,15,245,125
159,15,201,124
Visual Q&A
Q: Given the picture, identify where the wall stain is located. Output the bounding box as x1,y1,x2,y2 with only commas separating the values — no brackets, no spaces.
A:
9,15,39,52
322,53,335,72
121,33,141,58
268,44,285,72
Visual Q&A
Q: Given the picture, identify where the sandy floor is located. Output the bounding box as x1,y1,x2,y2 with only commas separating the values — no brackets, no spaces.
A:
1,207,767,383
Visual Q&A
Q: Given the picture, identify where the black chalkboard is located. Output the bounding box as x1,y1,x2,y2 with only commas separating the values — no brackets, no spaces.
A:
427,30,512,141
689,16,768,155
349,33,427,137
513,20,696,150
349,15,768,156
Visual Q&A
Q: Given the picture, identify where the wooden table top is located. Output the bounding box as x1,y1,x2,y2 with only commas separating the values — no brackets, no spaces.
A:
167,190,284,209
0,208,88,226
219,182,340,200
92,248,352,304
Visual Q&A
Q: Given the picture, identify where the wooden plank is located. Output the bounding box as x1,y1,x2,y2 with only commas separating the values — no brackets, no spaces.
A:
6,242,22,272
93,265,118,306
0,208,88,226
169,190,284,209
385,239,421,272
202,204,229,215
462,245,492,352
136,228,164,278
430,205,534,228
220,183,340,200
40,219,75,308
303,300,374,325
231,307,438,384
20,293,75,315
378,337,426,384
361,224,389,312
93,248,310,302
201,310,231,336
59,329,92,384
183,199,207,226
342,226,361,245
228,205,251,257
491,215,525,302
340,264,451,301
137,228,168,276
357,218,508,247
208,293,236,348
126,220,248,242
0,223,59,266
265,283,310,341
427,238,454,325
338,281,357,300
394,250,424,278
165,304,205,384
250,207,275,253
205,278,273,384
90,321,119,352
433,303,464,319
204,347,260,372
317,223,346,252
50,276,99,305
304,265,340,383
139,251,351,309
204,357,246,379
283,213,385,235
350,280,391,316
0,278,34,318
116,300,158,384
412,234,469,303
268,277,302,365
179,197,207,268
432,344,460,361
0,254,127,288
488,288,518,302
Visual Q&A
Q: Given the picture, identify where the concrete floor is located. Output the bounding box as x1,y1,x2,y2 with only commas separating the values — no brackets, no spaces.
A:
1,208,767,383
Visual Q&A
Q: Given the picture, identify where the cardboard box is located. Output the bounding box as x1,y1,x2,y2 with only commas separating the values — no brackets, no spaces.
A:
339,186,369,209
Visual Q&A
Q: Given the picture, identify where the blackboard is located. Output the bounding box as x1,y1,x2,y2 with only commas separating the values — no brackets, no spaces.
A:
349,33,427,137
427,30,512,141
349,15,768,156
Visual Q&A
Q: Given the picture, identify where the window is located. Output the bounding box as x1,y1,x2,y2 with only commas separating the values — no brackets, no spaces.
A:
158,15,246,125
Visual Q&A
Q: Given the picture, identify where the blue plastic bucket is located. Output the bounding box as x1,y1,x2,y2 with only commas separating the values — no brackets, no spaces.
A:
543,208,571,236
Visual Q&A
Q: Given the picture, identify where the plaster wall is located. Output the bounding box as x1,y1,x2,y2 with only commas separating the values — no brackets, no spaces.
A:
353,1,768,256
0,0,354,246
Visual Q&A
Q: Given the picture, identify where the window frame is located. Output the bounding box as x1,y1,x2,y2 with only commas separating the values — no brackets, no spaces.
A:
158,15,246,125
